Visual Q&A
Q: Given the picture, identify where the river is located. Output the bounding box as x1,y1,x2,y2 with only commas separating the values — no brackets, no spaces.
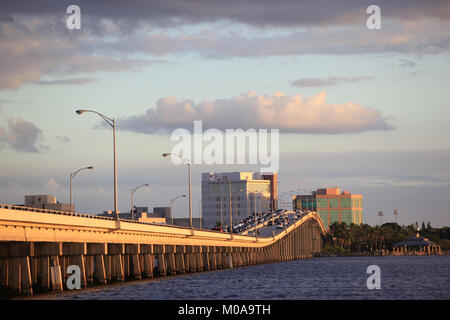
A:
28,255,449,300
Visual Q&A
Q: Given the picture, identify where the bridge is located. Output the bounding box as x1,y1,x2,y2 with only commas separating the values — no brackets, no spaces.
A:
0,204,326,296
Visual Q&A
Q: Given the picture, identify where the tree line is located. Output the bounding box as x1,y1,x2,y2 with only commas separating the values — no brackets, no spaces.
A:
321,221,450,255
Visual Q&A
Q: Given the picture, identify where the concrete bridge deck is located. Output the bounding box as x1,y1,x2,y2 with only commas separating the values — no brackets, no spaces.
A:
0,204,326,297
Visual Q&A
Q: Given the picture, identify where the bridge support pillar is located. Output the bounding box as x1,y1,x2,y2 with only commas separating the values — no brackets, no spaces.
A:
183,247,190,273
144,254,154,278
208,246,216,270
85,255,94,285
221,247,228,269
175,246,185,274
0,258,9,288
202,246,210,271
215,247,222,269
114,254,124,281
154,245,166,276
186,246,196,272
226,247,233,269
94,255,107,284
165,245,176,276
195,246,203,272
231,247,237,267
104,255,112,282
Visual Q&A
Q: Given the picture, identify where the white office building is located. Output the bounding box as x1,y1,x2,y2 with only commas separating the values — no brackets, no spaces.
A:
201,172,273,228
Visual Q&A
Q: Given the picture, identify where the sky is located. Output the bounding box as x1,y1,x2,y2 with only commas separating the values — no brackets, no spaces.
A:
0,0,449,227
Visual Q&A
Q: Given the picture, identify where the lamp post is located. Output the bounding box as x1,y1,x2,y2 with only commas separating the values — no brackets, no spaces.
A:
229,181,232,237
170,194,186,225
70,166,93,213
163,153,192,231
131,184,150,220
75,109,118,220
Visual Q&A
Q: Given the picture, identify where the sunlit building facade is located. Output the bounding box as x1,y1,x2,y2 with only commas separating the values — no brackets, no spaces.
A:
293,187,363,228
201,172,278,228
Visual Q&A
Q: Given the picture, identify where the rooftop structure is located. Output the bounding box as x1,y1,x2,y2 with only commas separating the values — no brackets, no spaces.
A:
24,195,72,212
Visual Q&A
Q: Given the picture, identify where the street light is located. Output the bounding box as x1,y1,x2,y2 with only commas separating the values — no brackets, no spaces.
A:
131,184,150,220
70,166,93,213
170,194,186,225
75,109,118,220
163,153,192,231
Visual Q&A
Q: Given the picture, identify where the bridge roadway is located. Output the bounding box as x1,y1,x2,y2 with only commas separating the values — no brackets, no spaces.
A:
0,204,326,296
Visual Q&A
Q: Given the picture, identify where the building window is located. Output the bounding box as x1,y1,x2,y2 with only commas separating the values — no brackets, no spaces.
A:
329,199,339,208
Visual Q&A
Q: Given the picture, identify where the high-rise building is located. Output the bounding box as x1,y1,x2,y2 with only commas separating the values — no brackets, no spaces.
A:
201,172,278,228
293,187,363,228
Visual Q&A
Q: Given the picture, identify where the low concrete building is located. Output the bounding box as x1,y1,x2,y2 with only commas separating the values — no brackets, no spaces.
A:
24,195,73,212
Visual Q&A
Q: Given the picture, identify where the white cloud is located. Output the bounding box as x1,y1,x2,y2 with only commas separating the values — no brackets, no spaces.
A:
44,178,60,192
120,91,393,134
55,136,70,143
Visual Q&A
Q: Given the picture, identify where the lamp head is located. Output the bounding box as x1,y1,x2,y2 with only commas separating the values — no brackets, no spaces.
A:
87,166,94,169
182,195,187,198
75,109,86,115
162,153,171,157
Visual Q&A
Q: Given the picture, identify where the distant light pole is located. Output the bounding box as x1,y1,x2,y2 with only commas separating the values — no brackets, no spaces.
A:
163,153,192,231
75,109,118,220
70,166,93,213
199,199,202,229
229,181,232,236
393,209,398,224
170,194,186,225
131,184,150,220
378,211,384,225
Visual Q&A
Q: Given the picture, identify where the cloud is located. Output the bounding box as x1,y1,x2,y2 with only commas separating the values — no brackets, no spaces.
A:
119,91,393,134
35,78,98,86
0,16,156,89
1,3,450,89
290,76,374,87
398,59,417,68
44,178,60,191
2,1,450,27
0,117,45,153
55,136,70,143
